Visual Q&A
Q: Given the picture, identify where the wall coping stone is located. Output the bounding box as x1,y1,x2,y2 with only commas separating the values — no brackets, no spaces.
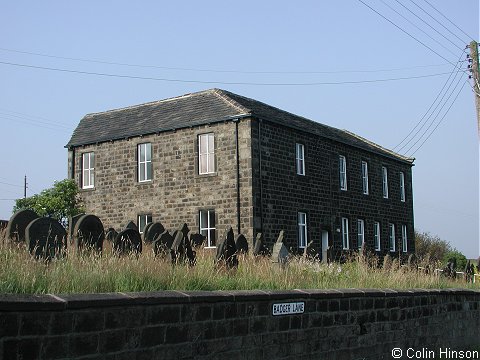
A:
0,289,478,311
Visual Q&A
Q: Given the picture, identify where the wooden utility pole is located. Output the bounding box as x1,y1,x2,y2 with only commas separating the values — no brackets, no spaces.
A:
24,175,27,199
469,41,480,137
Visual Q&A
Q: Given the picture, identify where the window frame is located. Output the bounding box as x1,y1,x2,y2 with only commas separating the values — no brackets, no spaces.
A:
82,152,95,189
137,142,152,183
401,224,408,253
357,219,365,249
374,222,381,251
137,214,152,234
341,217,349,250
339,155,347,191
361,161,369,195
389,223,396,252
198,133,215,175
382,166,389,199
199,209,216,248
298,212,307,249
400,172,406,202
296,143,305,176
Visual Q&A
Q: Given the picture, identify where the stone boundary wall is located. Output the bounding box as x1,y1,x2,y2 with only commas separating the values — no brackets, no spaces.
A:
1,289,479,360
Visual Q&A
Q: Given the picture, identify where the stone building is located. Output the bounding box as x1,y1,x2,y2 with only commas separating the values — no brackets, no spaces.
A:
67,88,414,259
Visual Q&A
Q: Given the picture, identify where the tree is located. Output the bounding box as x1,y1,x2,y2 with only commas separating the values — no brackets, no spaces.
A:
443,250,468,271
13,179,84,227
414,230,451,264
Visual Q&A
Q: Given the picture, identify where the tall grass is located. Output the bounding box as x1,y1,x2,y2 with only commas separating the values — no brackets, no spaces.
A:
0,230,477,294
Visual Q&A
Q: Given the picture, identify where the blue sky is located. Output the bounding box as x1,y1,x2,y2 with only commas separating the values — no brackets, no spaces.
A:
0,1,478,257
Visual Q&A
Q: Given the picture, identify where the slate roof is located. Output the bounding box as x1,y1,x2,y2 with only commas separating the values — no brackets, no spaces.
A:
67,88,413,164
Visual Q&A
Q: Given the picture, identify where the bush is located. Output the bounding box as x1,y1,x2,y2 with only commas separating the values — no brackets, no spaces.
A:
415,230,451,265
443,250,467,271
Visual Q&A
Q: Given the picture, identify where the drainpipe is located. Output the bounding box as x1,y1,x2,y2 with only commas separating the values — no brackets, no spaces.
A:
234,120,241,234
258,119,263,232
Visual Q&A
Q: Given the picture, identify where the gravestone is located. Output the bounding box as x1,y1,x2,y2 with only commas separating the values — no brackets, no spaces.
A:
253,233,268,256
143,222,165,243
125,221,138,231
235,234,248,254
190,233,206,247
142,222,154,243
383,254,392,270
216,227,238,269
407,253,417,269
271,230,289,266
6,209,39,243
169,229,186,264
25,217,67,260
68,213,85,243
114,228,142,255
73,214,105,252
153,230,174,257
105,228,118,243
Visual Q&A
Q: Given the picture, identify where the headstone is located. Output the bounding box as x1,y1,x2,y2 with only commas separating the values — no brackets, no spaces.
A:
153,230,173,257
143,222,165,243
142,222,154,243
68,213,85,243
253,233,268,256
169,229,186,264
114,228,142,255
190,233,205,247
383,254,392,270
271,231,289,266
73,214,105,252
407,253,417,269
235,234,248,254
303,240,317,259
105,228,118,243
6,209,39,243
216,227,238,269
125,221,138,231
25,217,67,260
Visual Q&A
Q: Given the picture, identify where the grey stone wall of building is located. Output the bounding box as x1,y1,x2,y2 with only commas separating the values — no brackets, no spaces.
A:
71,119,255,242
251,119,414,257
1,289,479,359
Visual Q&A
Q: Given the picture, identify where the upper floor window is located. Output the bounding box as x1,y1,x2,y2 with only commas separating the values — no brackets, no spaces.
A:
374,222,381,251
138,214,152,234
296,143,305,176
82,152,95,189
400,172,406,202
298,212,307,248
382,166,389,199
389,223,395,252
342,217,349,250
138,143,152,182
339,155,347,191
361,161,369,195
401,224,408,252
199,133,215,174
357,219,365,249
200,209,216,247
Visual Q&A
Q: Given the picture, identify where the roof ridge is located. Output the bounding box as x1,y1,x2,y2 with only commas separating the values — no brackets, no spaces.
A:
342,130,414,163
211,89,252,114
83,89,215,118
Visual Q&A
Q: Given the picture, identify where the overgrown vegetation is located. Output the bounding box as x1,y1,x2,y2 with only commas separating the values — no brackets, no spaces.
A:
0,229,477,295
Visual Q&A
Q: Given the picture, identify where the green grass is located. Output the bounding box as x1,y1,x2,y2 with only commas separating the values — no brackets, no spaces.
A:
0,231,478,294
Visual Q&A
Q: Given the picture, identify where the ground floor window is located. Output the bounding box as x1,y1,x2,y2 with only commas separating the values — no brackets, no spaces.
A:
357,219,365,249
342,217,349,250
298,212,307,249
200,209,216,247
374,222,381,251
402,224,408,252
138,214,152,234
389,223,396,252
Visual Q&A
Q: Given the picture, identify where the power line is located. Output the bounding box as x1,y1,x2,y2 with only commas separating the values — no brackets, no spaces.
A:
356,0,456,66
406,74,467,156
419,0,475,43
379,0,459,57
0,47,454,75
0,60,460,86
0,107,72,128
394,0,465,52
409,80,466,156
0,180,23,188
393,51,466,151
0,113,72,132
